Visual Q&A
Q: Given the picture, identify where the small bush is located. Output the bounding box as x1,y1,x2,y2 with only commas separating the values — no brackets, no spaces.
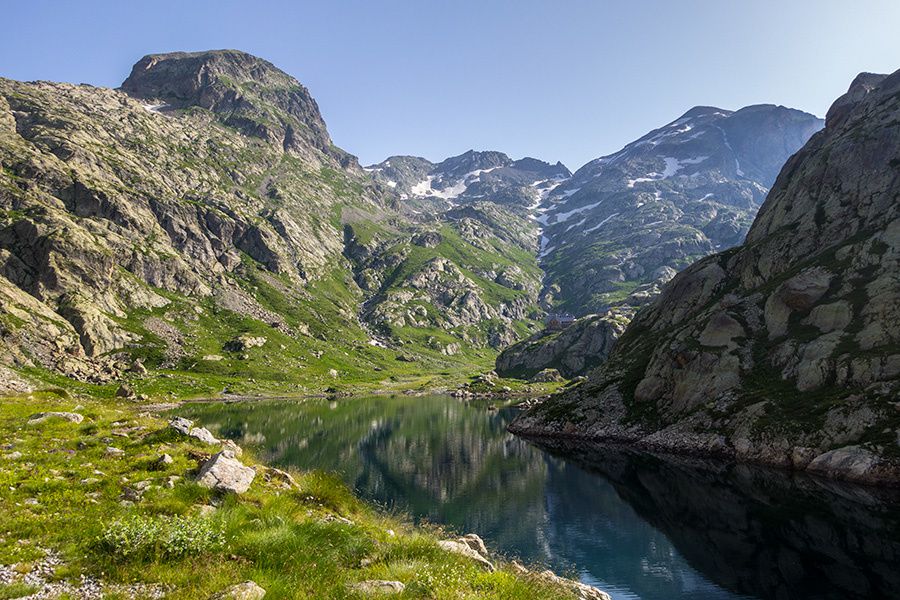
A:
99,514,225,560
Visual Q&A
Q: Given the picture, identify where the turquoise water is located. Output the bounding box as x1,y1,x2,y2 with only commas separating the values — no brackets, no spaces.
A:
178,395,900,600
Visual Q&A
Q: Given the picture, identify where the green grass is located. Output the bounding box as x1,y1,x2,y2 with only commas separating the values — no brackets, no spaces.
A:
0,394,579,599
0,583,38,599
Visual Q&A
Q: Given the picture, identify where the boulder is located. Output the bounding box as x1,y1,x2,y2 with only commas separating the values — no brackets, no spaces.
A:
806,446,879,480
438,534,494,571
529,368,564,383
27,412,84,425
536,569,612,600
226,334,267,352
168,416,221,445
196,450,255,494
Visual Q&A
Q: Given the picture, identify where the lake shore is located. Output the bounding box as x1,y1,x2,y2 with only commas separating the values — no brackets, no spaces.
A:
0,391,607,599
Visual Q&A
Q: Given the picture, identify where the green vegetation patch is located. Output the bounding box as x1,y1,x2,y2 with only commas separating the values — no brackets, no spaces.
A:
0,394,578,599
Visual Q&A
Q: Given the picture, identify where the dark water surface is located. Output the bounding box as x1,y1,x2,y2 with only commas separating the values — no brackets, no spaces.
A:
178,395,900,600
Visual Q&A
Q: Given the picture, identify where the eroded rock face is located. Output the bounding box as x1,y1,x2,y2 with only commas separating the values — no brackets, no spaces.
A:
511,70,900,484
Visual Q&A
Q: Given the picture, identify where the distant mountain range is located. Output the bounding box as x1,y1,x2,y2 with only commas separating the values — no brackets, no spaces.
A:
537,104,823,314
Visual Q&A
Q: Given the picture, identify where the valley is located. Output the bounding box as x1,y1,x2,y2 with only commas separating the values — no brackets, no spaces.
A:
0,43,897,600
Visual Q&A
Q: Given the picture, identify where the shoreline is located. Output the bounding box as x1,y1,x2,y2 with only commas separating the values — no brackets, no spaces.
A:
507,419,900,489
0,392,610,599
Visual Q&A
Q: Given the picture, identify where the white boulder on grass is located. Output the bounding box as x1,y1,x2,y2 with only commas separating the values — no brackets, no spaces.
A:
196,450,255,494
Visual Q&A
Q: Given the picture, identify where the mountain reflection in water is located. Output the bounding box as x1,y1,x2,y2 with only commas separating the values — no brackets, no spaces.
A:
178,395,900,600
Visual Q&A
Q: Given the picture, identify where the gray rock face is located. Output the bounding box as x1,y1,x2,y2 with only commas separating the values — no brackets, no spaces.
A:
196,450,255,494
122,50,352,167
511,70,900,484
538,104,823,315
496,309,632,378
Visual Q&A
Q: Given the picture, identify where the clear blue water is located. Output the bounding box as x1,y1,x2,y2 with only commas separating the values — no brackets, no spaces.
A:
178,395,900,600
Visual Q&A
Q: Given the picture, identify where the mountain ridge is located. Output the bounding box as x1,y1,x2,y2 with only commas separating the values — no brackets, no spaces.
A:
510,68,900,485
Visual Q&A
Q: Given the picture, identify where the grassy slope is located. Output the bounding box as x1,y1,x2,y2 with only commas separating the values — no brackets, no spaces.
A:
0,393,578,599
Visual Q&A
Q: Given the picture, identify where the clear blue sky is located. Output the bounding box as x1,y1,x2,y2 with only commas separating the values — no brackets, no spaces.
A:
1,0,898,170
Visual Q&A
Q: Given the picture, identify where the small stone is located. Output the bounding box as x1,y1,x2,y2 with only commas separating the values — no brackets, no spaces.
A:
221,439,243,457
169,416,193,435
349,580,405,594
115,384,134,398
3,451,22,460
157,453,174,466
105,446,125,457
212,580,266,600
169,416,220,445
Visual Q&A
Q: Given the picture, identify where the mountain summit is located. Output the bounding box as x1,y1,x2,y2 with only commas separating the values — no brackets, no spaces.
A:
122,50,354,167
537,104,823,314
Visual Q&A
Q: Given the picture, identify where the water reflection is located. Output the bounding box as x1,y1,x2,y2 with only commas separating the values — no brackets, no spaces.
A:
178,396,900,600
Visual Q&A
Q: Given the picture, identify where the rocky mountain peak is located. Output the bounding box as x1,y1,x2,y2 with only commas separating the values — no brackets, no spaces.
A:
677,105,733,119
434,150,512,178
121,49,354,167
825,71,890,129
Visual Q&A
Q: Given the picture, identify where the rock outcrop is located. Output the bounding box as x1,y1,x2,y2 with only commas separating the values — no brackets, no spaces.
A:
496,308,632,378
510,70,900,485
211,580,266,600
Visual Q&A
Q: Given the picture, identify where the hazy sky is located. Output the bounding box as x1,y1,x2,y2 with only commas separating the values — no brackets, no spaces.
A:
1,0,898,170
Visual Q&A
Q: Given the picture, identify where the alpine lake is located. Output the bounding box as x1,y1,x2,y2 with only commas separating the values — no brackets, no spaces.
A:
176,394,900,600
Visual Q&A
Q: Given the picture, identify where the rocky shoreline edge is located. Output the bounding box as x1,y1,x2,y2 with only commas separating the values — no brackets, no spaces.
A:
508,412,900,488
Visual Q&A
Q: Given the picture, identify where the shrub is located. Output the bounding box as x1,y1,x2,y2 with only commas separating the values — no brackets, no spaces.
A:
99,514,225,560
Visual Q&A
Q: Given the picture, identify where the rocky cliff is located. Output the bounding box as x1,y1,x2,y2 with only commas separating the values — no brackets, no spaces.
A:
510,71,900,485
